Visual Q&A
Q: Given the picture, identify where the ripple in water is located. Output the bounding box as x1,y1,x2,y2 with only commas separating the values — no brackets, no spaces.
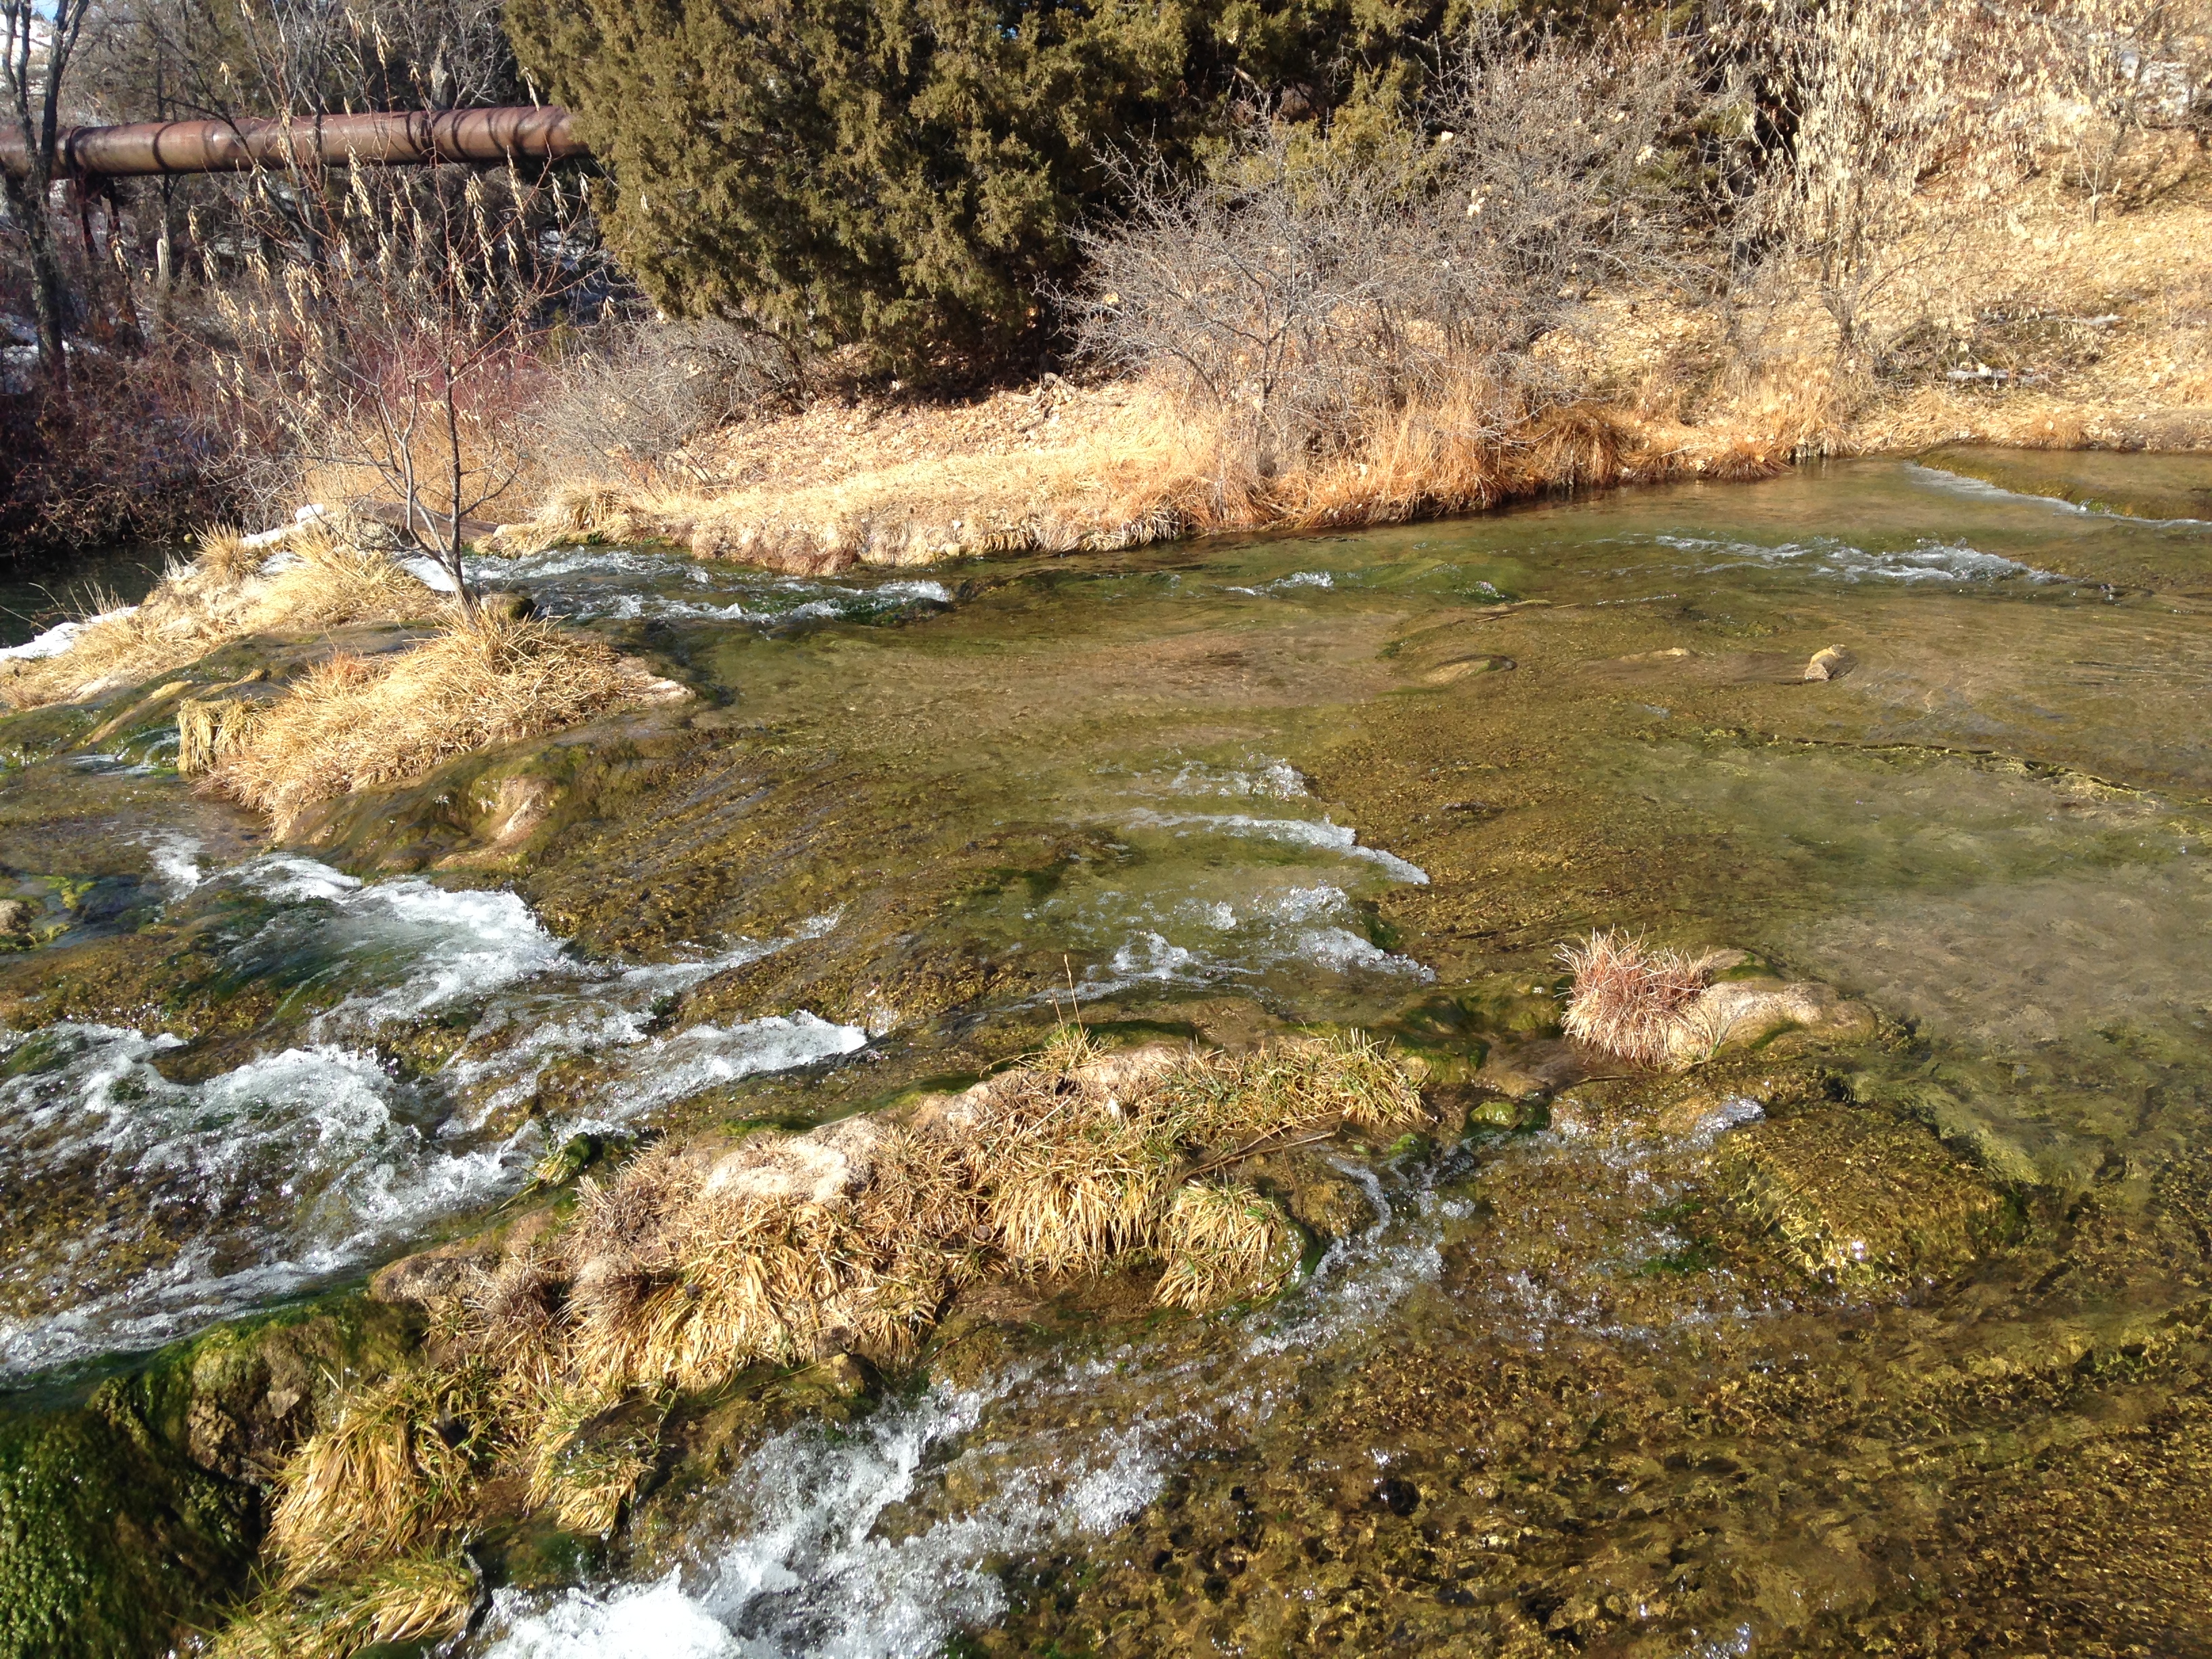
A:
481,1375,1174,1659
462,547,954,629
0,857,865,1380
1647,531,2062,584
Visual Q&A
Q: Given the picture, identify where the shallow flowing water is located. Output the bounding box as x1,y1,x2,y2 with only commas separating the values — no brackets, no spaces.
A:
6,456,2212,1653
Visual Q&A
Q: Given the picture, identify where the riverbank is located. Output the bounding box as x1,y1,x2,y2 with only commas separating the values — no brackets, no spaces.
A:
487,190,2212,574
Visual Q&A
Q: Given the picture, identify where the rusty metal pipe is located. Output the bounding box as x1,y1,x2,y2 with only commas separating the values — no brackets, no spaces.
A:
0,105,586,179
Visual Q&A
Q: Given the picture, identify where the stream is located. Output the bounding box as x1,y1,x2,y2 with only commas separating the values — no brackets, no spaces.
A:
5,449,2212,1654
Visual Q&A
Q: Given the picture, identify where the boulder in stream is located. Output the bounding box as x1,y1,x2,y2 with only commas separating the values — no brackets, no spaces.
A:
1663,976,1877,1065
1717,1107,2013,1283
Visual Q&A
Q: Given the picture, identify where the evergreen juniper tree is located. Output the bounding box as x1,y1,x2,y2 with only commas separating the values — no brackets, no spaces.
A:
504,0,1476,375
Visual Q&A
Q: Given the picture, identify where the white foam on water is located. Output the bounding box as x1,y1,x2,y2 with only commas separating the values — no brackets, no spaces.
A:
0,858,864,1378
1176,885,1433,981
488,553,955,630
1245,1161,1445,1359
1296,926,1434,979
1075,929,1225,998
1227,569,1336,596
0,607,134,661
1682,1094,1765,1147
337,888,567,1022
485,1572,742,1659
478,548,696,583
1165,758,1309,799
1124,808,1430,885
1650,532,2062,586
145,833,204,893
601,1015,871,1118
237,853,365,901
482,1375,1172,1659
0,1023,533,1375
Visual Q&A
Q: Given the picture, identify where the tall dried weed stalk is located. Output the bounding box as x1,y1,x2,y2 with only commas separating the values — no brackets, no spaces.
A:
209,144,589,616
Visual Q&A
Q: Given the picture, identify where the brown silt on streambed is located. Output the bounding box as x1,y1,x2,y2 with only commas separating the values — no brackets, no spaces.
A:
2,456,2212,1656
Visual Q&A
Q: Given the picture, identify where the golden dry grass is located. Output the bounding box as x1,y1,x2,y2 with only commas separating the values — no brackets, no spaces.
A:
486,384,1749,573
520,1379,664,1536
1154,1179,1302,1313
264,1364,501,1586
206,613,678,832
483,182,2212,577
0,520,438,712
491,382,1203,571
209,1553,475,1659
249,1029,1426,1626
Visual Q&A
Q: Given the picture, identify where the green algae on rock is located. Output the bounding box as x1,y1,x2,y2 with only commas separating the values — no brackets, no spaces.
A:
0,1294,416,1659
1717,1107,2015,1284
0,1396,256,1658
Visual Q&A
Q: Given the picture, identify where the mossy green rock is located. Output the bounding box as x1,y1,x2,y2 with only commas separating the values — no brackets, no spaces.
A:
0,1294,417,1658
0,1393,255,1658
1718,1107,2012,1284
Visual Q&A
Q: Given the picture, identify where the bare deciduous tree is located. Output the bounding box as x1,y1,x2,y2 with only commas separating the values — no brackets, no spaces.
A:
215,157,586,618
2045,0,2212,220
1071,27,1689,474
1,0,95,383
1752,0,1972,363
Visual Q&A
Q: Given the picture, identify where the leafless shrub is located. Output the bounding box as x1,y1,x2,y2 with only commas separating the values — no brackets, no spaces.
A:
2041,0,2212,220
534,319,808,485
1745,0,2052,369
1071,26,1691,489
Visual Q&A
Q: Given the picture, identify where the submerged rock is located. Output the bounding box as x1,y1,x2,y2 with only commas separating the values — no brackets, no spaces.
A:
1664,976,1877,1065
1717,1107,2011,1283
1473,1037,1599,1099
1803,644,1857,681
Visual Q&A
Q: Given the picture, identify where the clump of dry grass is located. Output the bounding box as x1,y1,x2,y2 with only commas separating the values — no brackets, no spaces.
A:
264,1363,504,1585
1558,930,1719,1068
209,1553,475,1659
520,1380,665,1536
1154,1179,1302,1312
249,1028,1425,1633
0,520,440,712
207,613,678,832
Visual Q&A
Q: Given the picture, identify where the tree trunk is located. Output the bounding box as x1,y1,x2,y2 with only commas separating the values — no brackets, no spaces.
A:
1,167,69,386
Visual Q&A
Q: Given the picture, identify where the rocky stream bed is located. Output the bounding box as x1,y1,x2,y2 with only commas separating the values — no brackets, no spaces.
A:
3,451,2212,1658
